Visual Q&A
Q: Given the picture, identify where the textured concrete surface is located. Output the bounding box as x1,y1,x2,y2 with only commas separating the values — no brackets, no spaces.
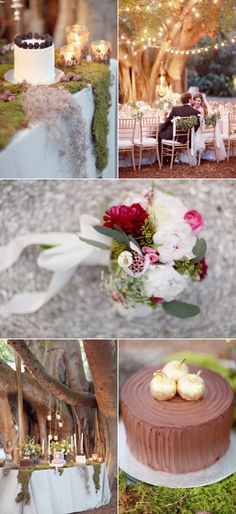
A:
0,179,235,338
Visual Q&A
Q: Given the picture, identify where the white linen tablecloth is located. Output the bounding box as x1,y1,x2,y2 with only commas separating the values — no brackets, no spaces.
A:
0,464,111,514
0,60,117,179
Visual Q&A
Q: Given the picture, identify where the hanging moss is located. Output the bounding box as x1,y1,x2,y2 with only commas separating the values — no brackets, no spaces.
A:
93,463,101,493
16,467,33,505
0,51,111,174
119,470,236,514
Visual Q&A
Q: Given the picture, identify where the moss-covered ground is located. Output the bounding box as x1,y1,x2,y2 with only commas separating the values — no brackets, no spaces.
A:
119,470,236,514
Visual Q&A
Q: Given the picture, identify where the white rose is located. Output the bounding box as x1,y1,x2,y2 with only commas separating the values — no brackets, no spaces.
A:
118,251,133,268
151,190,187,229
144,265,189,302
153,221,196,263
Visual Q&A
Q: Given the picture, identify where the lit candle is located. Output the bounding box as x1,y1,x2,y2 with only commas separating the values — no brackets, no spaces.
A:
90,40,112,65
42,438,45,457
60,45,78,68
66,24,89,60
92,453,98,461
71,435,74,451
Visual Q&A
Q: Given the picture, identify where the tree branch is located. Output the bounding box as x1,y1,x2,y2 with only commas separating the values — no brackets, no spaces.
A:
8,340,97,408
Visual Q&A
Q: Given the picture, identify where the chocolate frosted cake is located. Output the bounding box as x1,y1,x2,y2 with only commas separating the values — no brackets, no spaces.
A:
121,365,234,473
14,33,55,85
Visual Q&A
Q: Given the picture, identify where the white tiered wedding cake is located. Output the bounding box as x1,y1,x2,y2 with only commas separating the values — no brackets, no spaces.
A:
14,32,55,85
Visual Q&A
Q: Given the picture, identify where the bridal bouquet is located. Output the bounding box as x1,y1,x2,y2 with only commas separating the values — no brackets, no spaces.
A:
81,187,207,319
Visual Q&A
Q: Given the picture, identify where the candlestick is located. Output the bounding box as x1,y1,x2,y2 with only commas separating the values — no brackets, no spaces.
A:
90,40,112,65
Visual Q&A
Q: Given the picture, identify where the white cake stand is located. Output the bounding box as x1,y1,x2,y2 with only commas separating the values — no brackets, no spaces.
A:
4,68,64,85
119,420,236,488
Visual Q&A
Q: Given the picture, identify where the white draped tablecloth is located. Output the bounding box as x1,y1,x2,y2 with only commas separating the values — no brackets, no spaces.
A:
0,464,111,514
0,60,117,179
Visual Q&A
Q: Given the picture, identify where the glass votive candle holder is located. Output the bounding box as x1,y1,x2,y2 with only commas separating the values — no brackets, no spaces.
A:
90,40,112,65
60,45,79,68
66,24,89,60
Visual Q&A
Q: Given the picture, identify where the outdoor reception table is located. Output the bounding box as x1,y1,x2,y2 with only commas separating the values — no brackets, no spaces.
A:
0,60,117,179
0,464,111,514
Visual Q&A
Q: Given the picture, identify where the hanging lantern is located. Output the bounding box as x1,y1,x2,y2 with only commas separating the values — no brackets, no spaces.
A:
47,412,52,421
58,420,63,428
10,1,23,22
56,411,61,421
48,434,53,441
54,433,58,441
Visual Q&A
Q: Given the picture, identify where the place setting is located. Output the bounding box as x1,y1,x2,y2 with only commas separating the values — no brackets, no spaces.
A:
0,1,117,179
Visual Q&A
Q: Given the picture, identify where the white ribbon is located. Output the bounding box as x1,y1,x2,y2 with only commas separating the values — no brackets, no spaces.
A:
0,215,111,317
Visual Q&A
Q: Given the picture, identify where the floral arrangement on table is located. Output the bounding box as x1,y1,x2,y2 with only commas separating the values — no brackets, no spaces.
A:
204,112,221,127
50,439,72,456
175,115,198,130
156,91,181,112
20,438,42,460
80,186,208,319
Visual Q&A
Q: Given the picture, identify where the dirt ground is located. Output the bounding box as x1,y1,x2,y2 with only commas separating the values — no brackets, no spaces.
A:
76,489,117,514
119,157,236,179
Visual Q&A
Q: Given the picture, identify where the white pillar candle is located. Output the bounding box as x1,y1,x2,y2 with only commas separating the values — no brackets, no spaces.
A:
74,433,77,453
48,436,50,457
71,435,74,451
42,438,45,456
80,433,84,453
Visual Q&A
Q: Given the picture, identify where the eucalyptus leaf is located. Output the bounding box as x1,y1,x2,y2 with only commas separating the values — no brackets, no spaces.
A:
113,225,131,248
162,300,200,319
94,225,130,248
79,236,110,250
191,239,207,264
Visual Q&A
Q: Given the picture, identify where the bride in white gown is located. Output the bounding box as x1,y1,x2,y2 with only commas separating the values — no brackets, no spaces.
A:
192,93,226,161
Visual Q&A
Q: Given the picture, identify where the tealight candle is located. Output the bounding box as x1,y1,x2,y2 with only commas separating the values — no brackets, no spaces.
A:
66,24,89,60
60,45,78,68
92,453,98,461
98,457,103,463
90,40,112,65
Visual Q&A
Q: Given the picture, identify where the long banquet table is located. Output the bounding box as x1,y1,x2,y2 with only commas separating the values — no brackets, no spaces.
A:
0,60,117,179
0,463,111,514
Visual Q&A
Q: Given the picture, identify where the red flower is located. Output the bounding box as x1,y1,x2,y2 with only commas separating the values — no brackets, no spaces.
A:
103,203,148,236
150,296,163,303
199,258,208,280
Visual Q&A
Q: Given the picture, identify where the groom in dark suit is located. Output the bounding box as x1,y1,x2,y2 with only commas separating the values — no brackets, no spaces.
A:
159,92,200,143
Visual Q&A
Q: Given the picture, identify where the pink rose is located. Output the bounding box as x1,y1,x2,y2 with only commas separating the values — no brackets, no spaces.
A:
142,247,159,264
184,210,204,234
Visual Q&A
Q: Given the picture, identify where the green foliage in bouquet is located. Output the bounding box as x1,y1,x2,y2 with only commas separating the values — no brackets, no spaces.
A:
50,439,71,456
119,470,236,514
20,438,41,460
176,115,198,130
174,257,204,280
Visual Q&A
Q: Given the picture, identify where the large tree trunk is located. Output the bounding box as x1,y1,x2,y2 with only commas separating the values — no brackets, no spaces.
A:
84,340,117,487
15,352,25,446
0,394,17,448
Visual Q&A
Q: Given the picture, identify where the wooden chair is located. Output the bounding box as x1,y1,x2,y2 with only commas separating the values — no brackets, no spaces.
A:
223,113,236,161
134,116,161,171
118,117,136,171
198,124,219,165
161,117,191,170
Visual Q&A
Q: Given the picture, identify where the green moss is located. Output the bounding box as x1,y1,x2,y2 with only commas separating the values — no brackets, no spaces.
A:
0,52,111,174
119,470,236,514
93,463,101,493
16,467,33,505
0,96,28,150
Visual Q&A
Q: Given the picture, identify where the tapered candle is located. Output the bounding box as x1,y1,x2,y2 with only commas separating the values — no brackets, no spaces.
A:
74,433,77,453
80,433,84,453
71,435,74,451
42,438,45,456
